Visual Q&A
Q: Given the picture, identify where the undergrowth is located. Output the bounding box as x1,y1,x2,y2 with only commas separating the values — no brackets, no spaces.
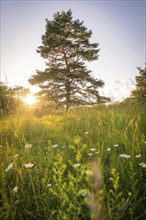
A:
0,105,146,219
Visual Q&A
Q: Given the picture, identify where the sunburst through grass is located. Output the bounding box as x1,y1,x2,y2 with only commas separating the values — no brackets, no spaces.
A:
23,94,37,105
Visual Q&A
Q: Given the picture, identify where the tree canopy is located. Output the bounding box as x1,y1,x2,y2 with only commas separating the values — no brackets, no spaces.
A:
131,65,146,104
29,9,107,111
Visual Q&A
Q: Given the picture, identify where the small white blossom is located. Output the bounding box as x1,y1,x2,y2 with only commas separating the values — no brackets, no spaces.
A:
24,163,34,168
81,192,87,197
88,153,93,156
73,163,81,168
135,154,141,158
24,143,32,149
13,186,18,193
85,170,93,175
113,144,119,147
84,131,89,135
95,151,99,154
107,148,111,152
52,144,58,148
5,163,13,172
125,155,131,159
47,183,52,187
119,154,131,159
139,162,146,168
139,162,145,167
90,148,96,151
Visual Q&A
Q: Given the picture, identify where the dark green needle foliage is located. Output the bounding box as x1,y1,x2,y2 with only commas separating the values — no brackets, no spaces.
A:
131,64,146,104
29,10,106,111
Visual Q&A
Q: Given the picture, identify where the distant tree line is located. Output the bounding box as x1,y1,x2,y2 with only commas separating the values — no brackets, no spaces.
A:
0,64,145,117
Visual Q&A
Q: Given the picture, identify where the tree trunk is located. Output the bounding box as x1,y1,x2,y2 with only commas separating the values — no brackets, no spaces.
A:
65,79,71,112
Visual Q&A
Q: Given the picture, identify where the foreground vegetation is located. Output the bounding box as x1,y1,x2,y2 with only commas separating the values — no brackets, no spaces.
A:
0,104,146,220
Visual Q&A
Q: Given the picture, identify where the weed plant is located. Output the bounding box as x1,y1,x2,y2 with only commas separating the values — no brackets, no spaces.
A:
0,104,146,219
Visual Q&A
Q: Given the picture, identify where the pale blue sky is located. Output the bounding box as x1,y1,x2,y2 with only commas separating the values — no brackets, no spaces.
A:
1,0,145,101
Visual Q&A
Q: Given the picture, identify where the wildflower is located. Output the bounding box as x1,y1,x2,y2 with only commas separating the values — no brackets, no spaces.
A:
84,131,89,135
139,162,146,168
88,153,93,156
135,154,141,158
90,148,96,151
13,154,19,158
107,148,111,152
73,163,81,168
13,186,18,193
5,163,13,172
47,183,52,187
119,154,131,159
113,144,119,147
24,143,32,149
85,170,93,175
81,191,87,197
52,144,58,148
142,164,146,168
95,151,99,154
24,163,34,168
139,162,144,166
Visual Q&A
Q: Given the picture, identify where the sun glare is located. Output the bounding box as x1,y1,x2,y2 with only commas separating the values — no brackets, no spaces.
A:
23,94,37,105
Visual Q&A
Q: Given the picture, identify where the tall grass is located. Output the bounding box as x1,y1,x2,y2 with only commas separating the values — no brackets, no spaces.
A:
0,104,146,219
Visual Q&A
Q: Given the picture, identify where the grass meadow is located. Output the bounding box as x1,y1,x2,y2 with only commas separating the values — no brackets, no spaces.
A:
0,104,146,220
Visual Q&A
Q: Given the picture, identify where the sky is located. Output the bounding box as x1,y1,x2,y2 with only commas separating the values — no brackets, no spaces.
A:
1,0,145,102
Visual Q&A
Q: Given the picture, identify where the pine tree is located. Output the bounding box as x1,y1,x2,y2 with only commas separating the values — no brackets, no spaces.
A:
29,10,106,111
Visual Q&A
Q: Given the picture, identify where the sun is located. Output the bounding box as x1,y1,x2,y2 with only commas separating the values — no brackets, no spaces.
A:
23,94,37,105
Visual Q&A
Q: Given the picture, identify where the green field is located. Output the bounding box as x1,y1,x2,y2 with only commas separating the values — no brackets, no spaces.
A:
0,104,146,220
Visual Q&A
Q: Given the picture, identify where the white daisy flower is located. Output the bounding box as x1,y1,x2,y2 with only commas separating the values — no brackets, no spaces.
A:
119,154,131,159
13,186,18,193
88,153,93,156
113,144,119,147
135,154,141,158
52,144,58,148
81,192,87,197
85,170,93,175
24,143,32,149
139,162,145,167
47,183,52,187
95,151,99,154
73,163,81,168
107,148,111,152
84,131,89,135
142,164,146,168
24,163,34,168
90,148,96,151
